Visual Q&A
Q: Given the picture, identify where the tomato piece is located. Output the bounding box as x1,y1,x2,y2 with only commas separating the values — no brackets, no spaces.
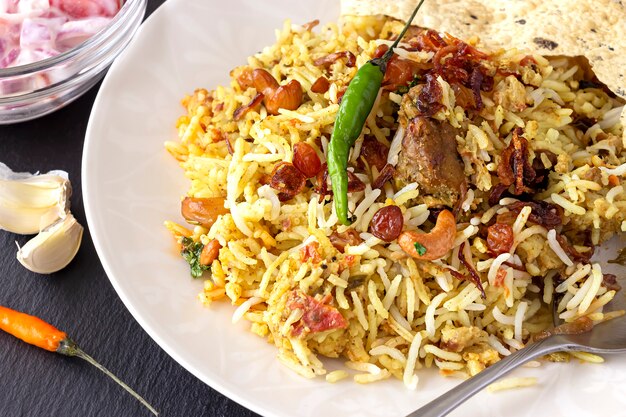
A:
300,242,322,264
288,291,347,337
494,268,507,287
269,162,306,201
338,254,357,272
382,55,422,91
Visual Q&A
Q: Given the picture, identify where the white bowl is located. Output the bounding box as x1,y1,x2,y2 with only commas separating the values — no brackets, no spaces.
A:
0,0,146,124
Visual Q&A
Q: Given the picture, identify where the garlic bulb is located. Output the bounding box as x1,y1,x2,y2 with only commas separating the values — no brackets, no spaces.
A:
16,214,83,274
0,162,71,234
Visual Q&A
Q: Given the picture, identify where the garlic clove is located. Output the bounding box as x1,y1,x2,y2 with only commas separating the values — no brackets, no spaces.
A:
16,214,83,274
0,162,71,234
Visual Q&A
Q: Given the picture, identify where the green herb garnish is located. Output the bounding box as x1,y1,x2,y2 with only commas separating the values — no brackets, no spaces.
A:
181,237,209,278
394,76,421,95
414,242,427,256
396,85,409,95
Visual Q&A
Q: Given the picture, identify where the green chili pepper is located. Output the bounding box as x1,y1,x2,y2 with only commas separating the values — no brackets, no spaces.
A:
328,0,427,225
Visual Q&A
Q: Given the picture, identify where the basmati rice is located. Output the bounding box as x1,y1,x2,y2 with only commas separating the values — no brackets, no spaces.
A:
167,16,624,388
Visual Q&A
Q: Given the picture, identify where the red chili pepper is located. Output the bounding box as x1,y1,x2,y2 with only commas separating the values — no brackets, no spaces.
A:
0,305,67,351
0,305,158,416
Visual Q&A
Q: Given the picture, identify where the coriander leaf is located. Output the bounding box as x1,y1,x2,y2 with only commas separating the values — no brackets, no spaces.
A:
414,242,427,256
395,85,409,95
394,76,420,95
181,237,209,278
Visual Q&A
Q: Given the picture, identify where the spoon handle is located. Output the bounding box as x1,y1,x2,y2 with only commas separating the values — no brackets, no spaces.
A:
406,337,563,417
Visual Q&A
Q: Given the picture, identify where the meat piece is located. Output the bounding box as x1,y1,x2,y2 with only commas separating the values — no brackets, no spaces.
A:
395,116,465,207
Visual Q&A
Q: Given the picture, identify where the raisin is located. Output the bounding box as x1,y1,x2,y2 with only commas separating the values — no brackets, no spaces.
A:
293,142,322,178
486,223,514,255
370,205,404,242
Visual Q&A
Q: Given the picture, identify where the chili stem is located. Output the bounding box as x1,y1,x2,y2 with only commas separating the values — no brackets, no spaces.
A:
58,339,159,416
379,0,427,66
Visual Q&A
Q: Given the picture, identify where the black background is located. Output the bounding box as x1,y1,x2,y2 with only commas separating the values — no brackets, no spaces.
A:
0,1,258,416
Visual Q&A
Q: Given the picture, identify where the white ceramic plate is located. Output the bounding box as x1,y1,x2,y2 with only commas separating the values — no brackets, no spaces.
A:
83,0,626,416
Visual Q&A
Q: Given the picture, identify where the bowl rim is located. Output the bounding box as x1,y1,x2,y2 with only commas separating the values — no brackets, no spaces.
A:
0,0,146,77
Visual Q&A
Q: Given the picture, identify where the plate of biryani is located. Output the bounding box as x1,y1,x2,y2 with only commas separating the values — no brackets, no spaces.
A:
82,0,626,416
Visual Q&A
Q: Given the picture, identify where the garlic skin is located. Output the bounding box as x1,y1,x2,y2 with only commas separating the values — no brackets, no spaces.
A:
16,214,83,274
0,162,71,235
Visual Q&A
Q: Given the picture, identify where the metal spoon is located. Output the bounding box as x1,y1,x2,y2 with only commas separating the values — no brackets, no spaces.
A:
407,279,626,417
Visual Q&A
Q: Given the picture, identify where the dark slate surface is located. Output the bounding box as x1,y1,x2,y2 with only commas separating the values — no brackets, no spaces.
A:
0,2,258,416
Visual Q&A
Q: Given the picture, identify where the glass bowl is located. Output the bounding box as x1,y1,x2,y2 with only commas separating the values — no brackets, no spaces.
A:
0,0,147,124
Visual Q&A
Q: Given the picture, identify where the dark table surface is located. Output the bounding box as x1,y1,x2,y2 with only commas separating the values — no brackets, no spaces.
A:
0,2,258,416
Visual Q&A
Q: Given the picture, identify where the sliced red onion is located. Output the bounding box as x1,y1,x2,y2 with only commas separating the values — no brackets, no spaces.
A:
13,46,57,66
55,16,110,50
0,0,120,69
20,17,66,50
16,0,49,14
0,47,19,67
0,0,21,14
